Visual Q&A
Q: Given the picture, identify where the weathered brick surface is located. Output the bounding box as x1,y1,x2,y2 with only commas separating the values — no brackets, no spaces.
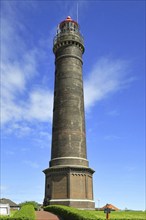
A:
51,38,86,164
70,174,86,199
43,17,95,209
52,175,67,199
87,175,93,200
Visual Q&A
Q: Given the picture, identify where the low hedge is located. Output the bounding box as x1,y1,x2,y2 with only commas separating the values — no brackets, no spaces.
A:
13,204,35,220
44,205,98,220
0,218,29,220
44,205,146,220
0,204,35,220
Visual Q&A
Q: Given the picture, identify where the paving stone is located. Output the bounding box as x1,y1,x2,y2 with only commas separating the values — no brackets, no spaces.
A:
36,211,60,220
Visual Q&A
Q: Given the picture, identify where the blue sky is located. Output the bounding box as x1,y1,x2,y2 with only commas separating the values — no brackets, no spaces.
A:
1,0,145,211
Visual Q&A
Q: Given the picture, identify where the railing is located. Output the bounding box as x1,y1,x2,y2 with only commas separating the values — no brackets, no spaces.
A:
53,31,84,46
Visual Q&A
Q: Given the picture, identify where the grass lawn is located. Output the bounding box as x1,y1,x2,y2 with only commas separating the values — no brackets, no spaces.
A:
86,211,146,219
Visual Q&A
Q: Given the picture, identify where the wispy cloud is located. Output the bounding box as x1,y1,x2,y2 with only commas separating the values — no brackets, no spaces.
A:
104,135,122,141
1,2,133,137
1,2,53,127
5,150,15,156
3,122,26,136
23,160,39,169
107,109,119,117
84,57,131,109
32,128,52,149
26,89,53,122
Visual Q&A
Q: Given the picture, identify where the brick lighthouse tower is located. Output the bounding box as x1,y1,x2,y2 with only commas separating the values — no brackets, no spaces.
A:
43,16,95,209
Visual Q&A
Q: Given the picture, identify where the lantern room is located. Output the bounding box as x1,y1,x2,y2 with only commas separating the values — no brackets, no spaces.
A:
57,16,79,34
53,16,84,54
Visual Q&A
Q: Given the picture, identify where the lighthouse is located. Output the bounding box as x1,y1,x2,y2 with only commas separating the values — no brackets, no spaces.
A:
43,16,95,209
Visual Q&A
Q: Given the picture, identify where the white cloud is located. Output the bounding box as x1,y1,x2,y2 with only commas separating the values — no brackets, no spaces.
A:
84,57,130,109
6,123,33,137
1,64,26,92
1,2,132,136
26,89,53,122
1,2,53,127
1,88,53,125
1,98,23,125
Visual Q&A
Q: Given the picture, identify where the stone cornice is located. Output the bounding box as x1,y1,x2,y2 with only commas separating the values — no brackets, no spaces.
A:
43,166,95,175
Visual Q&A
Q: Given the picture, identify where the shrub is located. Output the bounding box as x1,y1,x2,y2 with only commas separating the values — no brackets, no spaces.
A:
0,218,28,220
0,205,35,220
44,205,99,220
44,205,146,220
0,217,10,220
13,204,35,220
19,201,39,211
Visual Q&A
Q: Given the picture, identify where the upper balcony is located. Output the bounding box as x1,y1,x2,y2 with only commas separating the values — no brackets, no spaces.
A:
53,31,84,46
53,16,84,46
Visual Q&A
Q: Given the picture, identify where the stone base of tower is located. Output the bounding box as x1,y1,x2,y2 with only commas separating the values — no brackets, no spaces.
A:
43,166,95,210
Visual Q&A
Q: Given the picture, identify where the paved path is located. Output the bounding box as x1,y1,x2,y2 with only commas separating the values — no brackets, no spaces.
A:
36,211,60,220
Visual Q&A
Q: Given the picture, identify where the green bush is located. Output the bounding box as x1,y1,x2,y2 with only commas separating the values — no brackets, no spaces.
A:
13,204,35,220
0,204,35,220
44,205,146,220
19,201,39,211
44,205,99,220
0,217,29,220
0,217,9,220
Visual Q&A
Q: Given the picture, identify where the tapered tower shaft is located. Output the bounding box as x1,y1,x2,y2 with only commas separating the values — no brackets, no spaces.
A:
43,16,95,209
50,17,88,168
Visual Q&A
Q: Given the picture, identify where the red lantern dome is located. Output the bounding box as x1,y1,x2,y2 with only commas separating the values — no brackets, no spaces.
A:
57,16,79,34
